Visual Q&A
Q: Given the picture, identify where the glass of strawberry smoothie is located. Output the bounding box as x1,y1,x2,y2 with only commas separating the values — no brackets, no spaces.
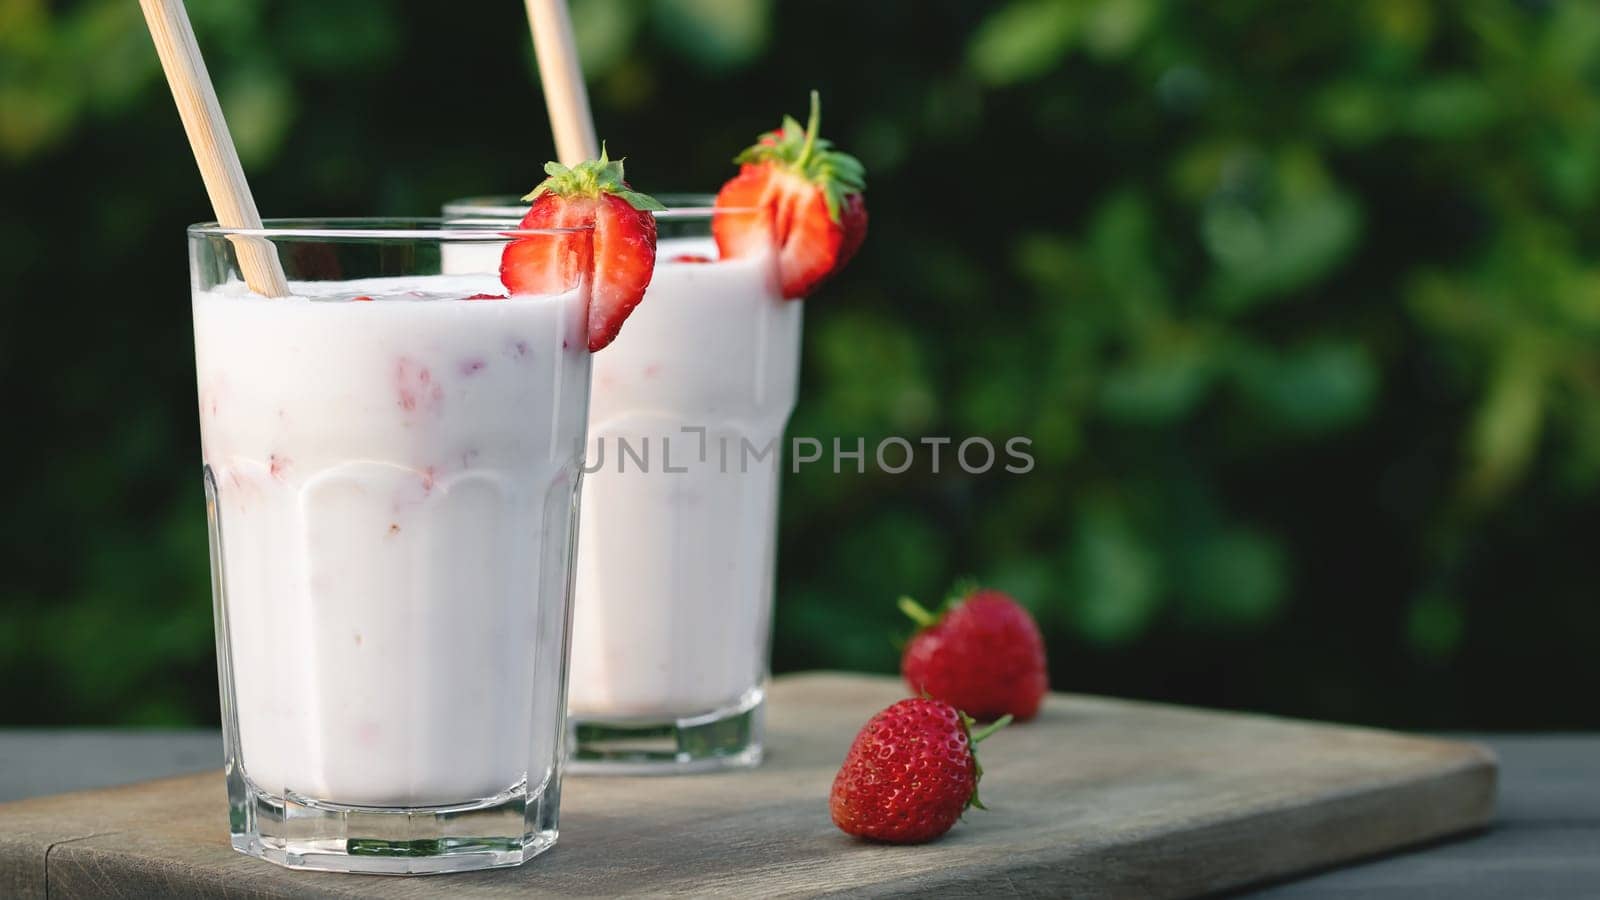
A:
444,194,802,772
191,219,593,873
440,95,863,775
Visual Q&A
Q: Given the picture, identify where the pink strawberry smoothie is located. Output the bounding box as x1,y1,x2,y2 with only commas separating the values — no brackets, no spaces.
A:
567,237,801,720
193,275,589,806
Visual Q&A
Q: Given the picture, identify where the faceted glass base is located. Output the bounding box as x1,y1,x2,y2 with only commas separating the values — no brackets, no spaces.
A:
227,763,560,875
567,687,765,775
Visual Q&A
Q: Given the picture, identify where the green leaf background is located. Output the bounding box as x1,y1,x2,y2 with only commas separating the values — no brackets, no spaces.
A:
2,0,1598,729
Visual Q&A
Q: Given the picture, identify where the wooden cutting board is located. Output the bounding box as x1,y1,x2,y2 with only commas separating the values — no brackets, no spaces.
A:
0,672,1495,898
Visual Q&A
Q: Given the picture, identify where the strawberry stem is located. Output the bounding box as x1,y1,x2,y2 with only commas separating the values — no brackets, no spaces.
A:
798,89,821,169
970,714,1013,744
898,596,939,629
959,709,1006,813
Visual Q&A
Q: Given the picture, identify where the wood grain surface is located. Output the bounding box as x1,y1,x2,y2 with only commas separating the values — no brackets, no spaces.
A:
0,673,1496,898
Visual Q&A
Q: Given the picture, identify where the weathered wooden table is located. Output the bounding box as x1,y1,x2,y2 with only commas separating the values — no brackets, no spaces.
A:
0,673,1501,898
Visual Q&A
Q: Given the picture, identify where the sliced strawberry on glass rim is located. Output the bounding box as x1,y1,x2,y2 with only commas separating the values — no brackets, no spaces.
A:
713,91,867,300
500,147,664,351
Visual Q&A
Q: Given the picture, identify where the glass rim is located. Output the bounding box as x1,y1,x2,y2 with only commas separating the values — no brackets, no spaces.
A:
442,193,756,219
187,217,592,241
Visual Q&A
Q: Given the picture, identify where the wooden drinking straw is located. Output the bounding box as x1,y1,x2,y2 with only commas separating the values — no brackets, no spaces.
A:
139,0,290,297
524,0,601,165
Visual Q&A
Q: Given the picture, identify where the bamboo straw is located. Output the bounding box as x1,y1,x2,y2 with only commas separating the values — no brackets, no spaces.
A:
524,0,601,165
139,0,289,297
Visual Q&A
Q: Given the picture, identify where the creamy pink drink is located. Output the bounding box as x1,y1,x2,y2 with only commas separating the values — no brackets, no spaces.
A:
192,221,592,875
442,201,797,771
446,196,800,771
443,97,863,773
569,232,800,759
196,276,588,805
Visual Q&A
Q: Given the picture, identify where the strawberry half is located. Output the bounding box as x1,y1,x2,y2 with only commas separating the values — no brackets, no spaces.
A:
501,148,664,351
713,91,867,300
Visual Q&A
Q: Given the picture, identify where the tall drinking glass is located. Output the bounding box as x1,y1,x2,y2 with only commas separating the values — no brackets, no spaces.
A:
190,219,592,873
444,196,801,772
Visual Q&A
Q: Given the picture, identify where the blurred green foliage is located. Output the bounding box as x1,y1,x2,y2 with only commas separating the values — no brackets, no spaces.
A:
2,0,1598,728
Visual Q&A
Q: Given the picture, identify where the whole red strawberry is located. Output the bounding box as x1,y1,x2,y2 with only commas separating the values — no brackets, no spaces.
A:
830,698,1008,844
500,146,664,351
713,91,868,299
900,587,1049,722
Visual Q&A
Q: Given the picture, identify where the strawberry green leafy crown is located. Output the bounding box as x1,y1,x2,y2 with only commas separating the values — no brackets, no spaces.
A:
963,710,1011,812
522,144,665,211
734,90,866,222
